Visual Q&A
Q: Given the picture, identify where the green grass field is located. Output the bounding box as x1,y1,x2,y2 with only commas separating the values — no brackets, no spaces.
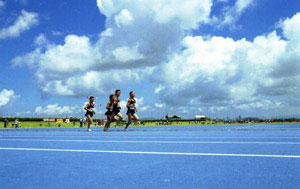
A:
1,120,299,129
0,121,208,129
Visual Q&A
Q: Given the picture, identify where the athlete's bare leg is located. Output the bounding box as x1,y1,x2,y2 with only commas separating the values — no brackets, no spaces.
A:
125,113,139,130
125,114,132,129
104,114,117,131
133,113,139,126
116,113,123,126
104,115,111,128
86,115,93,130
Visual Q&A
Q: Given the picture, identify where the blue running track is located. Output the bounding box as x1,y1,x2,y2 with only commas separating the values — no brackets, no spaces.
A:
1,124,300,188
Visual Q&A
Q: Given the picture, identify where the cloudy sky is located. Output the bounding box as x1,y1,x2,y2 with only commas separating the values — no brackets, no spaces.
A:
0,0,300,119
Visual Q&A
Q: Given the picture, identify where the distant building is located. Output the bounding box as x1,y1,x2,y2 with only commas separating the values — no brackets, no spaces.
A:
195,115,206,121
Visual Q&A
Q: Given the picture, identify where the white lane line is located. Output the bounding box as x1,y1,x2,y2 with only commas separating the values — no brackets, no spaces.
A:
1,139,300,145
0,147,300,158
1,136,300,139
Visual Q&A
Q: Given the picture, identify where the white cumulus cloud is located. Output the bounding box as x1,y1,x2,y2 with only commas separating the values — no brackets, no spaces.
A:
0,89,19,110
0,10,38,39
0,89,17,107
115,9,133,27
154,12,300,114
13,0,213,97
154,85,165,94
10,1,300,117
155,103,165,108
35,104,79,116
218,0,255,27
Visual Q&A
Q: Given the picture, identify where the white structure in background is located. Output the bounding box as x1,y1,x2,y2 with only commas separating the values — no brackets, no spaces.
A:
195,115,206,119
65,118,70,123
195,111,206,120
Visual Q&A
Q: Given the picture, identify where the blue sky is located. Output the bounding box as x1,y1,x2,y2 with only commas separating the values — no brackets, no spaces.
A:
0,0,300,119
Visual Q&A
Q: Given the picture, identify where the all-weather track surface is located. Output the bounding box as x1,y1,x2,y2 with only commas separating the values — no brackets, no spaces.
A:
1,124,300,189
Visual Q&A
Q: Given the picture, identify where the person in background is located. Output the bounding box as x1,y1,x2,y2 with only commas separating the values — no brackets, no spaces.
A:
83,118,86,126
80,118,83,127
15,119,19,128
4,119,7,128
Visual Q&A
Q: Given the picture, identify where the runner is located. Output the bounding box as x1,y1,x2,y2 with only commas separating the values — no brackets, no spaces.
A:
125,91,139,131
104,94,114,129
84,96,95,132
104,90,123,131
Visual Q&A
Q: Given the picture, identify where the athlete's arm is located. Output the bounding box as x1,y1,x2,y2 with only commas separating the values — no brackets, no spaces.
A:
106,101,111,109
113,96,118,105
126,99,131,108
84,103,94,113
134,102,138,112
84,103,89,111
